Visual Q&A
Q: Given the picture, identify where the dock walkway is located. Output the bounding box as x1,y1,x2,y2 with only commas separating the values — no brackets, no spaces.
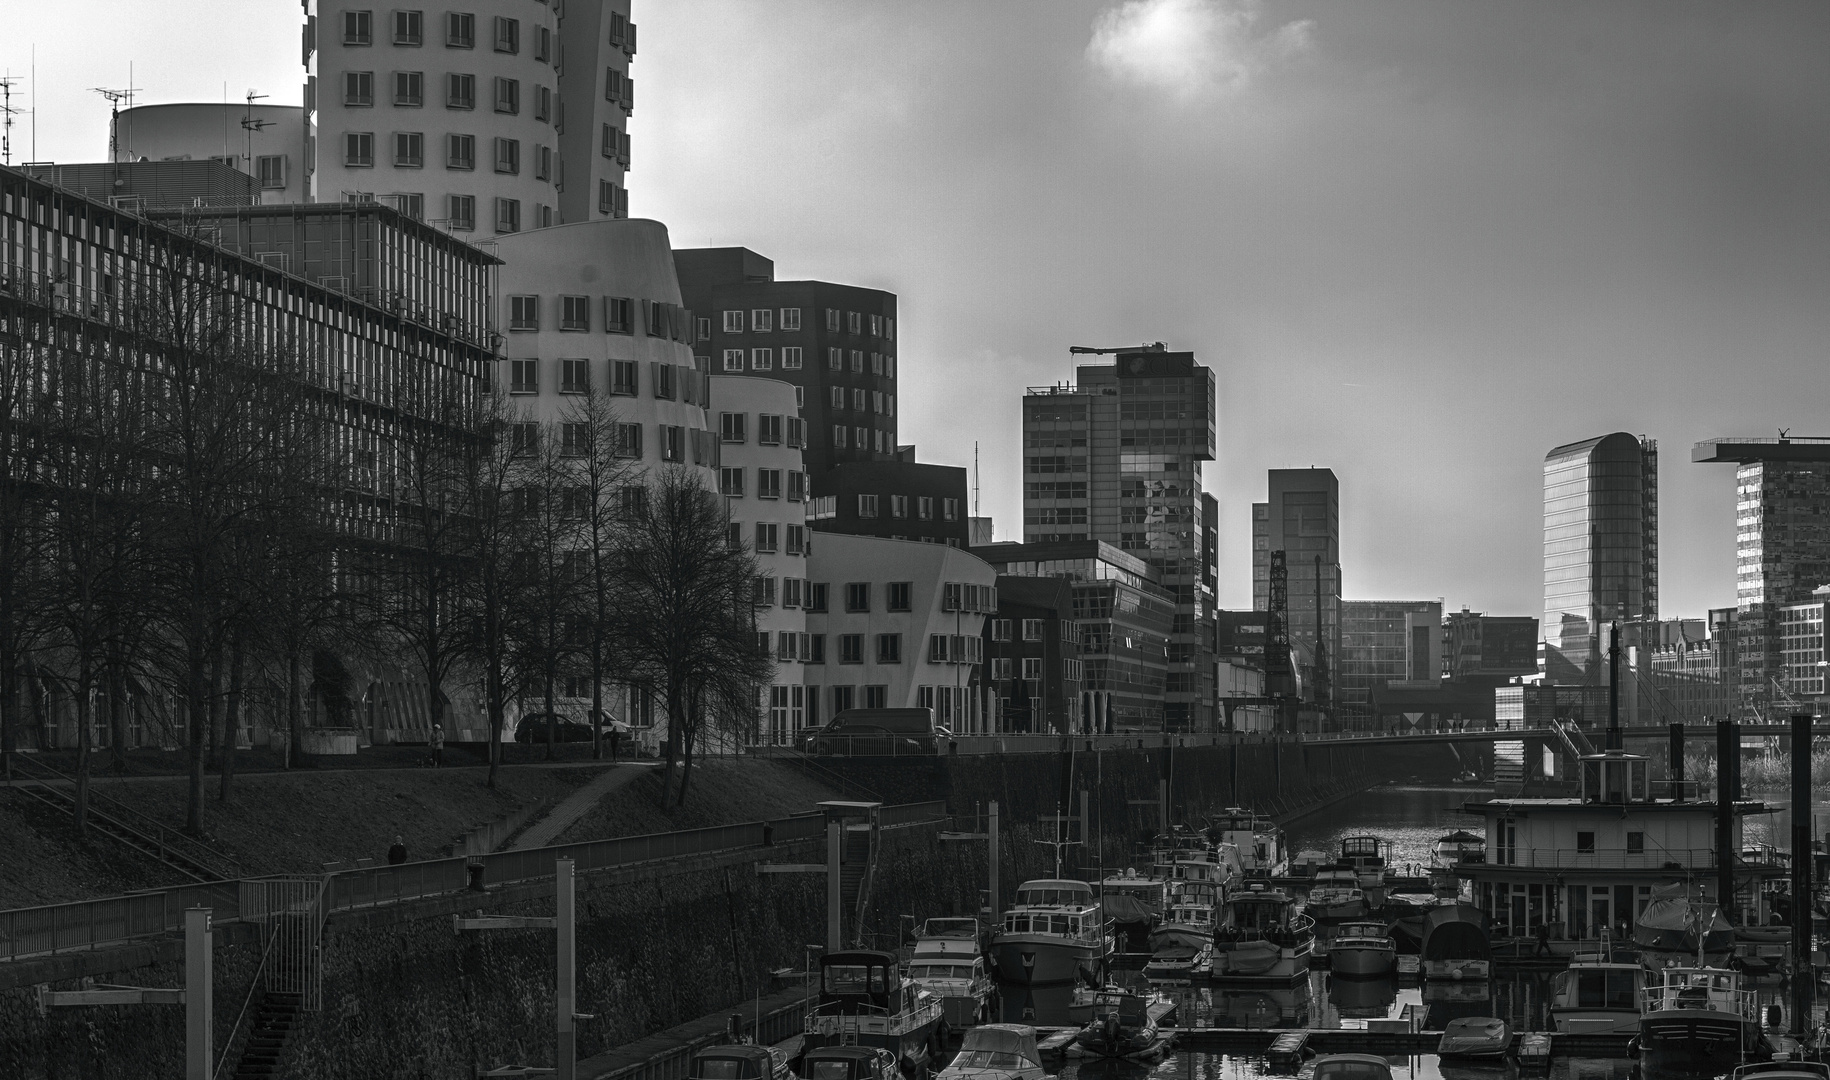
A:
578,984,815,1080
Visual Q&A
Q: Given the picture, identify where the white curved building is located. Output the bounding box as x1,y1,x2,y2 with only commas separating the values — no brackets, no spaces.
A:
306,0,635,230
711,375,811,744
110,103,312,204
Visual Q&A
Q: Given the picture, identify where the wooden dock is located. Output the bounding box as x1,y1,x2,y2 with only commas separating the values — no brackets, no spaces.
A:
1026,1025,1632,1059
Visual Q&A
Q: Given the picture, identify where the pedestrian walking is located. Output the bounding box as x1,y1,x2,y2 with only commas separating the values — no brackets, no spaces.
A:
387,836,408,865
1534,921,1552,957
431,723,445,768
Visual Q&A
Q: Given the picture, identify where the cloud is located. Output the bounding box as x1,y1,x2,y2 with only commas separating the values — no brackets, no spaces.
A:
1086,0,1313,100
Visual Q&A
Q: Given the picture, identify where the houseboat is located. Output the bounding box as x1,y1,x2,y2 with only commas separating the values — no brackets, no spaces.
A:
1211,884,1313,981
1210,808,1289,879
1146,885,1216,952
992,879,1107,986
1420,904,1491,981
907,918,993,1028
803,950,944,1077
1637,964,1770,1073
1449,750,1782,955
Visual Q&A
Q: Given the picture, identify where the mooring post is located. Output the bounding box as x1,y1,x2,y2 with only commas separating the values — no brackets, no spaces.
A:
557,857,576,1080
185,907,212,1080
1792,714,1814,1035
988,801,1000,925
1716,719,1736,923
1669,722,1685,800
826,819,843,954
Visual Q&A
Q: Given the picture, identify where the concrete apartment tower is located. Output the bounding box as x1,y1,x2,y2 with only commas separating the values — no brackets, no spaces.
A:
1693,436,1830,717
1021,347,1218,731
1252,469,1342,712
1542,433,1659,684
306,0,635,229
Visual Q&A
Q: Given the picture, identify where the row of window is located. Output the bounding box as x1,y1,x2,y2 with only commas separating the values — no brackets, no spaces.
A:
720,468,808,501
825,386,894,416
505,417,712,466
716,412,803,448
343,131,551,183
713,347,895,380
505,359,705,401
342,11,549,58
989,619,1078,644
341,71,551,120
833,427,897,454
855,494,958,521
507,295,689,340
761,631,986,666
739,522,809,556
720,308,892,341
986,658,1085,682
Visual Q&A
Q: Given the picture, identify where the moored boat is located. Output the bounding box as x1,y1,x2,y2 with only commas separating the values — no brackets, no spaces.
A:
935,1024,1046,1080
1327,921,1396,977
1289,849,1332,878
1212,885,1313,981
907,918,993,1028
1549,954,1645,1034
1143,942,1210,984
1098,868,1166,955
1436,1016,1514,1059
1303,865,1367,923
1073,991,1164,1059
804,950,944,1077
992,879,1106,986
691,1045,796,1080
1210,807,1289,879
1338,836,1389,889
802,1046,902,1080
1145,888,1214,952
1420,903,1491,981
1636,964,1769,1073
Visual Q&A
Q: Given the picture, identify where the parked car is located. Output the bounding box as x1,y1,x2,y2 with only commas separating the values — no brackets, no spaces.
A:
800,708,950,756
513,714,596,743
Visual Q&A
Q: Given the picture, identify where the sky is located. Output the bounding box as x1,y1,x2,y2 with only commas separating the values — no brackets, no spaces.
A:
8,0,1829,619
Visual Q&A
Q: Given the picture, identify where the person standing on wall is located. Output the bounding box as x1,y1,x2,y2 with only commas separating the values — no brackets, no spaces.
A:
431,723,445,768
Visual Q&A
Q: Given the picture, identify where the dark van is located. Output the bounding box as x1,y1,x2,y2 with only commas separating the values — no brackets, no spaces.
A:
801,708,948,756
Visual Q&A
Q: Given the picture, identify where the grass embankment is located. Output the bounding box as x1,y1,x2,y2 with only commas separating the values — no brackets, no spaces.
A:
553,757,843,844
0,764,600,908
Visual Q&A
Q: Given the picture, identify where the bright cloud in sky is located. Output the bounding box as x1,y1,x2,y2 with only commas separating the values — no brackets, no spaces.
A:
1086,0,1313,99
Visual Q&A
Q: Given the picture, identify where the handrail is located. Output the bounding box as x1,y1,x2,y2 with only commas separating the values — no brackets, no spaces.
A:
8,755,241,880
214,928,279,1080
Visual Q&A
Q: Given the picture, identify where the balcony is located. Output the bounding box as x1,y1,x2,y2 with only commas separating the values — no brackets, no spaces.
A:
1467,847,1717,871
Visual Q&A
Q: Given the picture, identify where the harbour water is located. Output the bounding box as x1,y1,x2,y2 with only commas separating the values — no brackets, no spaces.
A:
987,783,1811,1080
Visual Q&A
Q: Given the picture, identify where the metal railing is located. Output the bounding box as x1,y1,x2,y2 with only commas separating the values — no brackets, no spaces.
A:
1473,848,1719,870
0,801,938,964
8,755,242,881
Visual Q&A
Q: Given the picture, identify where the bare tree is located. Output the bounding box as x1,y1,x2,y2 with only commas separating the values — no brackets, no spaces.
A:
505,418,591,762
558,387,632,759
454,389,530,788
0,298,51,772
616,468,770,807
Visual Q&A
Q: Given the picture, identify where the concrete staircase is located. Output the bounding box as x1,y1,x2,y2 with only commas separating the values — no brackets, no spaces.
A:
229,991,304,1079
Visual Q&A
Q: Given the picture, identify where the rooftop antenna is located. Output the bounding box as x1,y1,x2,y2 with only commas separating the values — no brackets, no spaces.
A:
973,441,980,516
0,74,18,165
242,89,272,175
93,79,141,160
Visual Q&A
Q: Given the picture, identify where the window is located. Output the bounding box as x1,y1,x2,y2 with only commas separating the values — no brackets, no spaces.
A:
494,77,520,114
850,350,864,373
726,522,744,550
536,25,551,62
787,472,805,502
508,295,539,330
256,155,286,189
886,357,896,379
394,71,424,105
991,619,1011,642
757,415,783,445
445,12,474,47
1061,621,1076,645
782,346,803,370
509,359,538,393
603,297,633,334
839,635,864,664
757,469,783,499
494,137,519,174
846,583,870,613
560,358,589,394
877,635,902,664
943,498,959,521
720,349,744,373
753,577,777,607
1577,831,1596,854
344,71,375,106
830,387,846,410
445,133,475,170
718,310,743,334
918,496,933,520
1023,657,1043,681
508,422,537,452
660,425,684,462
786,525,806,555
535,84,552,122
781,307,801,331
344,131,375,166
694,317,711,341
1023,619,1044,642
393,131,423,167
751,308,773,332
740,348,767,371
832,426,847,449
344,10,373,45
928,635,949,663
891,495,908,519
493,15,520,53
447,194,475,230
560,422,588,457
855,427,870,451
886,318,896,341
598,180,626,217
611,360,638,395
786,418,805,449
871,355,883,378
394,10,423,45
808,636,826,664
888,583,911,612
601,122,618,158
827,347,843,371
857,494,878,519
849,312,862,334
782,578,804,608
616,424,643,459
808,583,829,613
720,412,746,443
754,523,779,553
991,658,1011,681
446,72,475,109
559,295,589,331
651,363,676,399
620,484,648,516
720,467,745,497
1627,832,1645,855
535,144,551,181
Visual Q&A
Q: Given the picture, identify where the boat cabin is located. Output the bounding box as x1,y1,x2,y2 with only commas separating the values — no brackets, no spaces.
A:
1218,887,1308,943
690,1046,789,1080
820,950,914,1016
1453,750,1780,943
1002,879,1102,942
1087,992,1151,1028
1210,808,1288,876
1649,967,1755,1018
1340,836,1387,875
1552,962,1644,1013
801,1046,900,1080
1335,922,1390,942
1011,879,1094,909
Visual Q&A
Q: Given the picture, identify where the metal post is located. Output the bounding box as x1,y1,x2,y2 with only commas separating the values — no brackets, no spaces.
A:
1791,714,1813,1034
557,857,576,1080
1607,623,1622,751
1158,778,1169,838
185,907,212,1080
826,820,842,954
1079,789,1090,874
1715,720,1736,924
1668,722,1684,800
987,801,1000,925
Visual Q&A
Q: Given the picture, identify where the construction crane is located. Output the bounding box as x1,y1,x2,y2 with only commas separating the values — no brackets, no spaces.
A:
1068,342,1168,356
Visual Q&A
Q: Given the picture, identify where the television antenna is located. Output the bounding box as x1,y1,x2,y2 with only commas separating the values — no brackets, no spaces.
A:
92,82,140,158
241,89,271,175
0,75,22,165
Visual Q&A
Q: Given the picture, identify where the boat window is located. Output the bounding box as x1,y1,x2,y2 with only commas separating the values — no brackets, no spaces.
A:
951,1052,1029,1070
807,1063,852,1080
1005,915,1025,933
1051,915,1070,935
695,1060,750,1080
1574,971,1636,1009
825,965,880,994
1314,1062,1391,1080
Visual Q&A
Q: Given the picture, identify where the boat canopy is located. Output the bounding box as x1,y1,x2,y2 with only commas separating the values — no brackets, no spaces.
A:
1421,905,1491,961
691,1046,778,1080
957,1024,1041,1066
1013,880,1094,907
1103,891,1158,923
820,950,904,1014
1633,884,1734,954
919,918,979,939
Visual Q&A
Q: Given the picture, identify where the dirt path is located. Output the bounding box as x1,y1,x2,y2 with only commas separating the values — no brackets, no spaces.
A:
510,763,654,850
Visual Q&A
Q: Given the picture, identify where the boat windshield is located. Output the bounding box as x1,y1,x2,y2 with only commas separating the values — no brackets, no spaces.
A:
909,964,974,980
805,1062,854,1080
825,965,888,994
1015,886,1090,907
950,1052,1030,1071
695,1059,759,1080
1571,969,1639,1009
1313,1063,1391,1080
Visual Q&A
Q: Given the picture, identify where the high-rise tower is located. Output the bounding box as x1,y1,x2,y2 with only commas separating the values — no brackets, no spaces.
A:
1252,469,1341,712
1542,433,1659,683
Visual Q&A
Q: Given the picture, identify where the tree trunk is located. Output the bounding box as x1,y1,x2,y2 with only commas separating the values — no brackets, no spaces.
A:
74,665,92,839
545,656,557,764
186,634,208,836
1,655,19,778
287,649,304,768
106,655,128,774
659,681,682,808
590,632,603,762
676,684,700,807
218,635,244,804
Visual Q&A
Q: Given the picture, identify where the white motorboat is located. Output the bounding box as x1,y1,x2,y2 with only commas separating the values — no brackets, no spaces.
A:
991,879,1107,986
1328,921,1397,977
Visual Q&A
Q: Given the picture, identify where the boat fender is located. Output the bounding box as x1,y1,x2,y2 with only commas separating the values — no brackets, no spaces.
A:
1626,1035,1640,1058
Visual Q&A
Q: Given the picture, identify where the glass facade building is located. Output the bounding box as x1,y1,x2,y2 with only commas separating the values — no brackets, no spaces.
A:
1020,349,1217,729
1338,600,1442,721
1542,433,1659,683
1251,469,1341,711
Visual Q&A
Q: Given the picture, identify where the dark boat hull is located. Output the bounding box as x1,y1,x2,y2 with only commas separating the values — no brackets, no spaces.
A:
1638,1010,1753,1073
